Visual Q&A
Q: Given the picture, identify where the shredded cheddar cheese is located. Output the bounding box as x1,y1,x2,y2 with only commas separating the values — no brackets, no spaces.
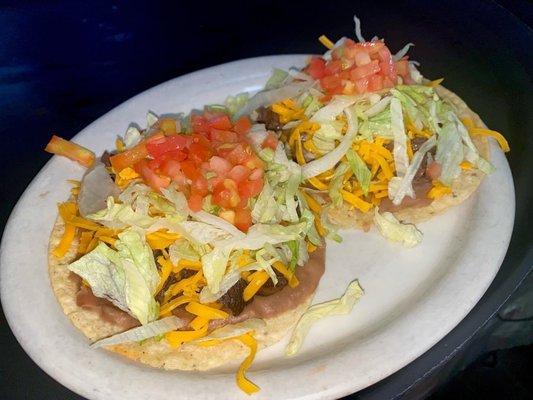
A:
159,295,195,317
427,78,444,87
185,301,229,320
470,127,510,153
428,181,452,199
146,230,180,250
272,261,299,288
52,223,76,258
460,161,473,170
243,270,270,301
198,332,260,395
165,325,208,348
318,34,335,50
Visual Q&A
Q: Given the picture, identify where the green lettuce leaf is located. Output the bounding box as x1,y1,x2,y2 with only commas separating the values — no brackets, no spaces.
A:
373,208,423,247
68,229,160,325
286,279,364,356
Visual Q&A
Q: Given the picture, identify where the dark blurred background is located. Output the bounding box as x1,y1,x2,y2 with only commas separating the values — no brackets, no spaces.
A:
0,1,531,399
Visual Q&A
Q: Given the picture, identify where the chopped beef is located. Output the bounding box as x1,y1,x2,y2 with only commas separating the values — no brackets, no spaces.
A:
256,106,282,131
100,151,113,168
257,271,288,296
179,269,197,280
155,275,177,304
219,278,248,316
410,137,427,152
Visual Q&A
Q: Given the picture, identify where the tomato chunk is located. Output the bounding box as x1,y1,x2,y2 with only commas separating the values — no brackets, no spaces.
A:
210,129,238,143
146,134,189,158
306,57,326,79
45,135,95,167
207,114,232,130
188,193,204,212
234,207,252,232
233,116,252,135
136,160,171,192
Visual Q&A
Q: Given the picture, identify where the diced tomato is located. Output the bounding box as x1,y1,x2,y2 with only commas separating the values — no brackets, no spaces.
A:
324,60,343,75
320,75,343,93
191,175,209,196
189,142,212,164
136,160,171,192
383,76,395,88
213,179,240,208
228,165,251,183
109,141,148,172
354,77,369,94
233,116,252,135
188,193,204,212
191,114,209,134
210,129,238,143
358,41,385,55
261,132,278,150
146,134,190,159
426,161,442,180
160,159,182,179
238,177,263,200
350,60,380,80
306,57,327,79
234,207,252,232
378,47,397,83
209,156,232,176
354,50,371,67
227,143,251,165
368,74,384,91
249,168,263,181
207,114,232,131
395,60,409,76
244,155,265,170
45,135,95,167
181,159,202,180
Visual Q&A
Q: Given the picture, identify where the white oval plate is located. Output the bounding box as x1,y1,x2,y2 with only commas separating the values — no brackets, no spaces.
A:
0,55,514,400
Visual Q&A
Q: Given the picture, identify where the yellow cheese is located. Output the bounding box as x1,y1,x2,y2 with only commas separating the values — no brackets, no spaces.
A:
185,301,229,320
272,261,299,288
341,190,373,212
470,127,510,153
243,270,270,301
158,295,195,316
427,182,452,199
318,34,335,49
52,223,76,258
164,325,208,348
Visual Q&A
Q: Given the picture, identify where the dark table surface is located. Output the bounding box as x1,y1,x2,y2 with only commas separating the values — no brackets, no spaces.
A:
1,1,532,399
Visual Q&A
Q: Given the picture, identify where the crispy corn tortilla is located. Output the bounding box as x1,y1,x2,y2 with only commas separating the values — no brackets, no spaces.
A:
328,85,490,229
48,216,317,371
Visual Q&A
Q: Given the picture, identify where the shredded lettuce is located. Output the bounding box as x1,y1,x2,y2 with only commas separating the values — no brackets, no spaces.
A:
329,163,350,208
193,319,266,343
435,121,464,185
302,107,357,179
287,240,299,273
390,97,410,177
373,208,423,247
169,238,200,264
310,95,357,122
346,148,371,195
68,230,160,325
265,68,290,90
87,197,154,229
91,316,187,348
286,279,364,356
390,135,436,205
225,93,250,117
122,125,142,149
